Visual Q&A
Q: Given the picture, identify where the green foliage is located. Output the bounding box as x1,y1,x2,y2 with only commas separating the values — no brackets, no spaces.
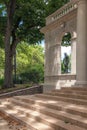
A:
0,34,4,48
0,78,4,86
19,64,44,83
16,0,46,43
0,48,4,86
0,0,71,44
0,48,4,72
61,32,71,47
16,42,44,74
0,0,47,44
0,42,44,84
46,0,70,15
15,42,44,83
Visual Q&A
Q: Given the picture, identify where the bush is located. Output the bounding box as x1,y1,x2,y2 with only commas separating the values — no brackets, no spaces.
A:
0,78,4,86
19,64,44,84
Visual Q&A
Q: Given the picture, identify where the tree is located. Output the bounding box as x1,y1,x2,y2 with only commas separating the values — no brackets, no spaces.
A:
0,0,70,88
0,0,46,88
46,0,70,15
16,43,44,83
16,42,44,74
0,42,44,85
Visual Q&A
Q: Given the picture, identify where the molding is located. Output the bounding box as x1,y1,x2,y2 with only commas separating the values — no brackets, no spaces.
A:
41,10,77,34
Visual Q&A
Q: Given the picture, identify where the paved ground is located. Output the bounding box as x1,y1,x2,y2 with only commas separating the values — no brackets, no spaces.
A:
0,116,27,130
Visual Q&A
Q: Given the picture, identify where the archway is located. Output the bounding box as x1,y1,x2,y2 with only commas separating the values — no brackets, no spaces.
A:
41,0,83,92
61,32,71,74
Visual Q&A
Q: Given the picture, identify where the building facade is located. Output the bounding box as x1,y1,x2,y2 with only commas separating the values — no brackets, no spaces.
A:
41,0,87,92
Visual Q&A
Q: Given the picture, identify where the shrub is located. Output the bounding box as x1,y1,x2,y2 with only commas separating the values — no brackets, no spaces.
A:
0,78,4,87
19,64,44,84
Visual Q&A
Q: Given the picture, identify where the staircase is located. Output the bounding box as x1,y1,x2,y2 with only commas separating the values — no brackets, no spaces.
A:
0,87,87,130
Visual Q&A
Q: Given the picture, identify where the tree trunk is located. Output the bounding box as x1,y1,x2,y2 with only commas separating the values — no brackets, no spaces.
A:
3,0,16,88
4,50,13,88
4,39,17,88
4,17,14,88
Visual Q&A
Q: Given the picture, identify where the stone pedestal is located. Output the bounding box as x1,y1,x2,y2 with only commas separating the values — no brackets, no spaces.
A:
76,0,87,86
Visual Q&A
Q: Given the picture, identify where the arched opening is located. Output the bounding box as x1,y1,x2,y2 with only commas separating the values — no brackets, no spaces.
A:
61,32,71,74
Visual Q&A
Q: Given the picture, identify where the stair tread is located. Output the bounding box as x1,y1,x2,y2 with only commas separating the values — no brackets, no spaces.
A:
14,94,87,103
2,98,87,128
0,106,53,130
62,87,87,90
36,93,87,103
5,102,87,128
45,92,87,102
53,89,87,95
12,103,87,123
0,106,86,130
49,91,87,98
11,96,87,115
0,87,87,130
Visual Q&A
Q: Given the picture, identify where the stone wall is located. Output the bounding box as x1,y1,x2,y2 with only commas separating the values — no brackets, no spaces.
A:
0,85,43,98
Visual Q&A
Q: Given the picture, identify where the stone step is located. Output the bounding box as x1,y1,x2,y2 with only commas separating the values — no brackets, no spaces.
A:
16,106,87,129
10,97,63,112
46,91,87,100
0,103,86,130
11,96,87,118
6,95,87,118
5,101,87,129
0,91,87,130
0,106,53,130
61,87,87,91
52,89,87,95
0,116,10,130
35,93,87,105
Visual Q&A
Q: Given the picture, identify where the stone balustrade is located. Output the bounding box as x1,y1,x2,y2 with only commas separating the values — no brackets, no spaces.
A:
46,0,78,25
45,74,76,81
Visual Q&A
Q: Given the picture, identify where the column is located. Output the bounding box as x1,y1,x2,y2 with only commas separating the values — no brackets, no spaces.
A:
58,44,61,74
71,37,76,74
76,0,87,86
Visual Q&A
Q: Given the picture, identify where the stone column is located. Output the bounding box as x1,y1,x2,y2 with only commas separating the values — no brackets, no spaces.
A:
71,37,76,74
76,0,87,86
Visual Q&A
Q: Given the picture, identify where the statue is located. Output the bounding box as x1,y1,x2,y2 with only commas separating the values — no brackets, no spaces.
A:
63,53,70,73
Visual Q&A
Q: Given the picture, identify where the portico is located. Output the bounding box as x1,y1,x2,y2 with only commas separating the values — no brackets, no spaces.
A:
41,0,87,92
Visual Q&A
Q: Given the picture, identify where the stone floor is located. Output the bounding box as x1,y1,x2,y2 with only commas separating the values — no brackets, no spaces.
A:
0,116,27,130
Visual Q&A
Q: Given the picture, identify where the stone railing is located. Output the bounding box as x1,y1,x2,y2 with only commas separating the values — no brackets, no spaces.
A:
45,74,76,81
46,0,78,25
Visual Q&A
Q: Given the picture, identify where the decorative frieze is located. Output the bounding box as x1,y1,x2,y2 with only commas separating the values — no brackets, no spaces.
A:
46,0,78,25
